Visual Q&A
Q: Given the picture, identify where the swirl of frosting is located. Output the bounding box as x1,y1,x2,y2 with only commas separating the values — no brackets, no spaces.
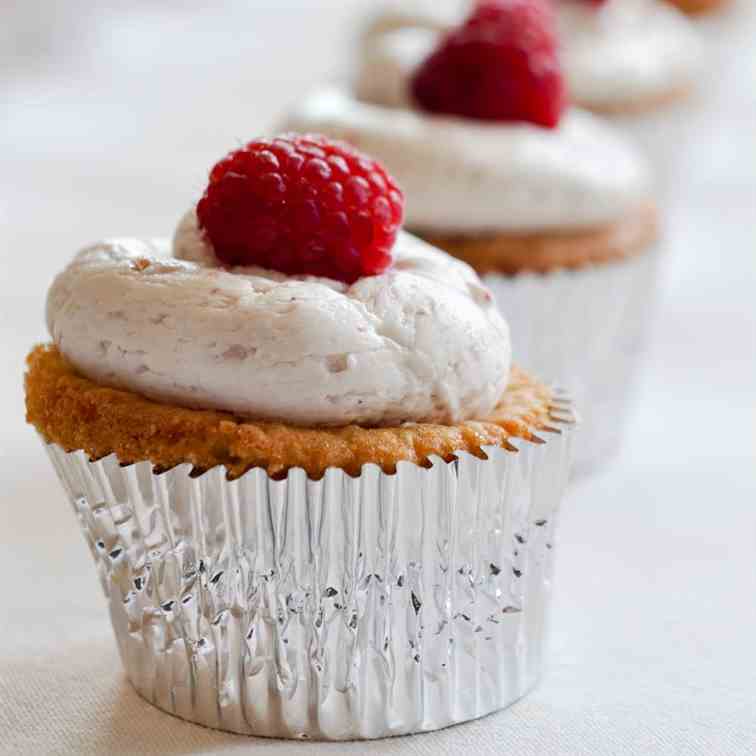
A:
558,0,702,110
362,0,467,40
46,214,511,426
284,87,651,233
358,1,701,111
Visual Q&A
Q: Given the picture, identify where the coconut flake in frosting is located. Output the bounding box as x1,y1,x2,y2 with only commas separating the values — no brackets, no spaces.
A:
283,87,650,234
46,219,511,427
359,1,701,111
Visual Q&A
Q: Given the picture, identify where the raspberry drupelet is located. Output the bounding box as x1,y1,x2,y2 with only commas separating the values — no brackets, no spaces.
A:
197,134,405,284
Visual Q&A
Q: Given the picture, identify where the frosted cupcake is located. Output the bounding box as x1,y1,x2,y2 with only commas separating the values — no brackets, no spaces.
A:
26,134,575,739
555,0,701,190
286,1,659,471
360,0,701,192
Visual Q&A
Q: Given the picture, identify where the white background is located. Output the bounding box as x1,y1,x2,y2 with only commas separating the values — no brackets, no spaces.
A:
1,2,755,754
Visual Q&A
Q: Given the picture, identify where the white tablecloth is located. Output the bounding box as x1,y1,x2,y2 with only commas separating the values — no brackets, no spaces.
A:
1,2,755,754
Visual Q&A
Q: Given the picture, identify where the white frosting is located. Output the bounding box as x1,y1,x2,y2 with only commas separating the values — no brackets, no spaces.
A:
362,0,469,39
359,0,701,110
46,217,511,427
284,87,651,233
355,26,438,109
558,0,702,109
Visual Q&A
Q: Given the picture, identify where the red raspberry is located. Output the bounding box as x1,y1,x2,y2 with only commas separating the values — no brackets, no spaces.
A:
196,134,404,283
410,0,566,128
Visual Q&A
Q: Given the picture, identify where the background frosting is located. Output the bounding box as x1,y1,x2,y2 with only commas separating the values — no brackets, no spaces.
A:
362,0,467,39
359,0,701,110
285,87,651,233
46,219,511,427
558,0,702,109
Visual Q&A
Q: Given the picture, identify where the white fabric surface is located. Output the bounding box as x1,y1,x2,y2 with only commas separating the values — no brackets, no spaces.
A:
1,2,755,754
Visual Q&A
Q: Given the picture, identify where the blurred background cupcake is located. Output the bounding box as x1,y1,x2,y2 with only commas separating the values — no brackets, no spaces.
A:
555,0,702,196
360,0,702,195
286,0,662,472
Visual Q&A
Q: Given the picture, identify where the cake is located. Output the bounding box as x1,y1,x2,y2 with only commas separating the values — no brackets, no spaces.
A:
26,133,576,739
664,0,730,15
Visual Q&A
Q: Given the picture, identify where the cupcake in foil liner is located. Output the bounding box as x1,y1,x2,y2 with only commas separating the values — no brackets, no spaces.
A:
41,399,575,741
485,249,659,475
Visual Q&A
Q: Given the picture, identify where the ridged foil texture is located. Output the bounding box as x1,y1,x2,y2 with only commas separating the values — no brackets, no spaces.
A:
485,250,658,474
43,401,574,740
608,101,699,201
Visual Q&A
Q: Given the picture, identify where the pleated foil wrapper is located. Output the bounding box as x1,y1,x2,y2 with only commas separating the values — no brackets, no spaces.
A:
485,248,659,474
607,97,701,202
42,400,575,741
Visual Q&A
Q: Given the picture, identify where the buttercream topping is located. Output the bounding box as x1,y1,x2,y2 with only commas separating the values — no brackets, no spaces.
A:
557,0,702,109
284,87,651,233
46,217,511,427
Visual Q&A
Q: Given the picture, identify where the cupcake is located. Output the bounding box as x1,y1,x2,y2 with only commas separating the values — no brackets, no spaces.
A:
285,1,659,471
26,134,576,740
556,0,702,190
359,0,702,193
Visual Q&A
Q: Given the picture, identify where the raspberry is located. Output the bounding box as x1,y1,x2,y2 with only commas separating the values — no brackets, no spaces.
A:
196,134,405,283
410,0,566,128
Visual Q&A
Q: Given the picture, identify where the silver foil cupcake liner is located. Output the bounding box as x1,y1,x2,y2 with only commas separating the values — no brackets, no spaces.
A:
607,98,701,201
485,248,659,474
42,402,575,741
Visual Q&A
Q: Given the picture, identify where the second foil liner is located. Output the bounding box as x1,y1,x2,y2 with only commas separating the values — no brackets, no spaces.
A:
485,248,659,474
44,398,574,741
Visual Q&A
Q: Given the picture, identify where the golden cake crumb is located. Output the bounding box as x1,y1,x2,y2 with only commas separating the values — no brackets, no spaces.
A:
417,202,659,276
665,0,730,14
25,344,568,479
575,86,692,117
